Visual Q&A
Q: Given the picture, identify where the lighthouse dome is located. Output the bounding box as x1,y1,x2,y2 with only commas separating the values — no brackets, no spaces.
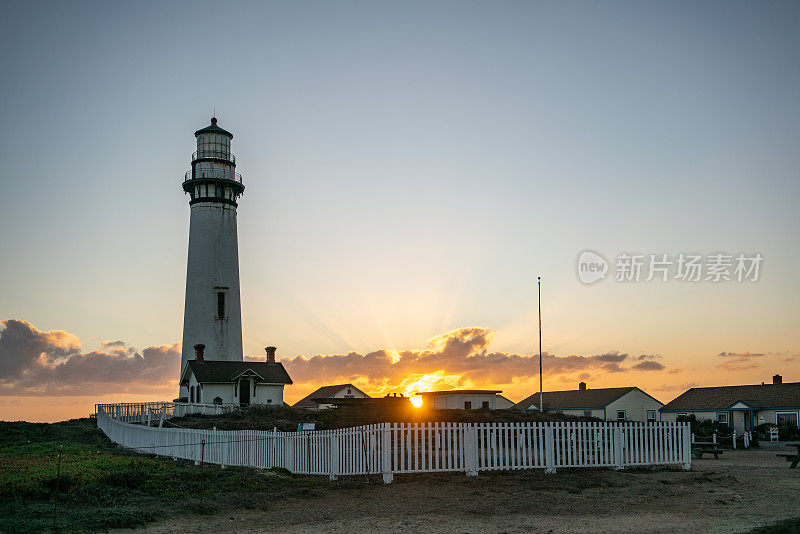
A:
194,117,233,139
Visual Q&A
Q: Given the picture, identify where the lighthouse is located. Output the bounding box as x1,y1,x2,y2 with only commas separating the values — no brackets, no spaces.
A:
179,117,245,395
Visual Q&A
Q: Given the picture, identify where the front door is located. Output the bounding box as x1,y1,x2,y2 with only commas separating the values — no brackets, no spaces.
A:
239,379,250,406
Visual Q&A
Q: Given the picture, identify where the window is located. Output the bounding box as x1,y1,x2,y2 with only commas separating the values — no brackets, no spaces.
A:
190,386,195,403
196,386,201,404
716,412,728,424
482,401,490,409
464,401,472,410
213,397,222,405
584,410,592,418
647,410,656,423
347,388,352,394
777,412,799,427
617,410,626,421
217,292,225,319
677,413,687,418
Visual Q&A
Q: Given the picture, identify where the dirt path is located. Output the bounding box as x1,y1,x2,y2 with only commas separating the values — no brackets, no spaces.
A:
118,449,800,533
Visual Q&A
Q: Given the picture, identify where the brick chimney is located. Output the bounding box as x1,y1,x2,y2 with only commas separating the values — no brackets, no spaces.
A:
193,344,205,362
773,374,783,385
579,381,587,391
265,346,277,363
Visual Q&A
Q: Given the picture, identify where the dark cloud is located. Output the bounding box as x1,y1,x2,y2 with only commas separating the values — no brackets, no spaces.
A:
632,360,665,371
101,340,126,348
0,320,179,396
593,351,628,363
718,351,765,359
638,354,662,361
717,351,767,371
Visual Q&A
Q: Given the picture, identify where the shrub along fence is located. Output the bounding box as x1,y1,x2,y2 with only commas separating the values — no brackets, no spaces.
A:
96,403,691,483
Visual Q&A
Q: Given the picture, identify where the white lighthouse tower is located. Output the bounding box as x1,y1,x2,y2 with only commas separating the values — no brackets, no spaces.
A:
179,117,245,395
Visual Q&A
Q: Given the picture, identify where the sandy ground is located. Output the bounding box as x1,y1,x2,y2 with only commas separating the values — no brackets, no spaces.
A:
118,449,800,533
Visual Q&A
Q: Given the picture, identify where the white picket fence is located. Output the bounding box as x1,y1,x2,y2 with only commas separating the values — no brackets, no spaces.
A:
96,402,238,424
96,404,691,483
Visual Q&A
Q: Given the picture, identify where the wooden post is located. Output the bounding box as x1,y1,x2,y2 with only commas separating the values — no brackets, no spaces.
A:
52,445,63,530
329,432,339,481
682,423,691,471
545,424,556,474
381,423,393,484
199,440,205,507
613,425,624,471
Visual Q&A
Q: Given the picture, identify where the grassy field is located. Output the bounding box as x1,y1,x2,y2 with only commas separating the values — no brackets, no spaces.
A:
0,418,332,533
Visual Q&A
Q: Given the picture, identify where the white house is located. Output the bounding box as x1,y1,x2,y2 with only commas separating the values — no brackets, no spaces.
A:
179,347,293,407
514,382,664,422
293,384,371,410
660,374,800,433
418,390,505,410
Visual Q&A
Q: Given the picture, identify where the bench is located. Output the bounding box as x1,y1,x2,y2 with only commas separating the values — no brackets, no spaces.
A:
692,441,724,459
777,454,799,469
777,444,800,468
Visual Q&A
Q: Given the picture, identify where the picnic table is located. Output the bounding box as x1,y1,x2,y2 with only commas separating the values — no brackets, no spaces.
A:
692,441,724,459
777,443,800,468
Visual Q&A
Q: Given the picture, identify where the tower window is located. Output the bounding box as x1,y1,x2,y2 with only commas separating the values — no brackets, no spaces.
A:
217,292,225,318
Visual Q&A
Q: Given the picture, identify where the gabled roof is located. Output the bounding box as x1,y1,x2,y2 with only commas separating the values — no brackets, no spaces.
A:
661,382,800,411
418,389,502,396
514,387,644,410
292,384,370,409
182,360,292,385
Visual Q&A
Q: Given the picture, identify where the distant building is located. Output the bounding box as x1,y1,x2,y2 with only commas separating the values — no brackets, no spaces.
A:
514,382,663,422
293,384,371,410
179,346,293,407
495,395,515,410
660,374,800,433
418,390,504,410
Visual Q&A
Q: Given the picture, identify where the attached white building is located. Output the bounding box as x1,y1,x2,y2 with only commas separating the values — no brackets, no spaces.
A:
179,349,293,407
514,382,663,422
418,390,504,410
293,384,371,410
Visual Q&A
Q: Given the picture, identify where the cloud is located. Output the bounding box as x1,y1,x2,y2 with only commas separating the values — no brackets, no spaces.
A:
717,350,767,371
638,354,662,361
0,320,179,396
0,321,670,399
718,351,765,359
632,360,665,371
653,382,698,393
282,327,666,395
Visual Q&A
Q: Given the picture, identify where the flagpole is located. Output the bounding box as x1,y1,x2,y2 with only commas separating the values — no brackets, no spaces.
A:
538,276,543,413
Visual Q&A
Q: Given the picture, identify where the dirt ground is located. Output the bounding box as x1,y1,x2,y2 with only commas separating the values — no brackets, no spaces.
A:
118,449,800,533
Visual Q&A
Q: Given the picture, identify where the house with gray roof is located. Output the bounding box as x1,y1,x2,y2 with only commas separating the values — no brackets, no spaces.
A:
179,348,293,407
660,374,800,433
514,382,664,422
293,384,371,410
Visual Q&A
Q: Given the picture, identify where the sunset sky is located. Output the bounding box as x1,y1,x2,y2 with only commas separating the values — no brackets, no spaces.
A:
1,2,799,422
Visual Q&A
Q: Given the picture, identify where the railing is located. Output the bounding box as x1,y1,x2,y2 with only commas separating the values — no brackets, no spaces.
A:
95,402,238,424
184,169,243,183
96,404,691,483
192,150,235,164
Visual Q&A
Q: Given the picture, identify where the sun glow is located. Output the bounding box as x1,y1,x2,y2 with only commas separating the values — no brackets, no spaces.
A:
410,396,423,408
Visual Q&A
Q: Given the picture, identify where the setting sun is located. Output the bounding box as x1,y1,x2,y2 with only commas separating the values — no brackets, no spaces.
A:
410,396,423,408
